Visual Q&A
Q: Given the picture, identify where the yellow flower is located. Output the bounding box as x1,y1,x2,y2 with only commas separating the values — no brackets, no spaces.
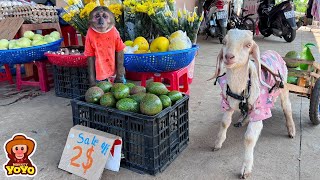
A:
148,8,155,16
178,9,182,18
193,12,198,19
158,2,166,8
168,0,175,3
83,0,92,4
62,13,72,22
173,18,178,24
187,15,192,22
67,0,74,5
164,11,172,17
199,12,204,22
183,9,187,15
136,4,148,13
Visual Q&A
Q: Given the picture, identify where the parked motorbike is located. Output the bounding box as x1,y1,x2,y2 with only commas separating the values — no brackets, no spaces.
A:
227,3,256,36
203,0,229,43
257,0,297,42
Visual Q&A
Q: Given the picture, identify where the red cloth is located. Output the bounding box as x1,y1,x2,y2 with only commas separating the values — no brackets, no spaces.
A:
84,27,126,81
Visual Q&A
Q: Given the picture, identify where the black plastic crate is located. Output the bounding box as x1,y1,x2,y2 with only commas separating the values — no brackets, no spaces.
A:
71,95,189,175
53,65,89,98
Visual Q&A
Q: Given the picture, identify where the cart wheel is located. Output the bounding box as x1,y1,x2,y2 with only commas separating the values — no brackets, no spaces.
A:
309,78,320,125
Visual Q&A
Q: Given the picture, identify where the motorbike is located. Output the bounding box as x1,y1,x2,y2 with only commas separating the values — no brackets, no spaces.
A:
257,0,297,42
203,0,229,43
227,3,256,36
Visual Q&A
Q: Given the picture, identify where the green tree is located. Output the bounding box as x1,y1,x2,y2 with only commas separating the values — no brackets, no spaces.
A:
293,0,308,13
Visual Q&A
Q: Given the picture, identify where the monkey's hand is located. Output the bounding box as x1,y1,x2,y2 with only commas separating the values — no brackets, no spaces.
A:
115,50,126,83
114,75,126,83
87,56,96,87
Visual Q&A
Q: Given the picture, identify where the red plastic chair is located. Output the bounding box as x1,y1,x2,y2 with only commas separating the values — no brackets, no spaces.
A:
0,64,14,84
140,67,190,94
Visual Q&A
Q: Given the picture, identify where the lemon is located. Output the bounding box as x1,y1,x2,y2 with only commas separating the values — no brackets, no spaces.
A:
132,37,149,51
124,40,134,46
150,37,169,53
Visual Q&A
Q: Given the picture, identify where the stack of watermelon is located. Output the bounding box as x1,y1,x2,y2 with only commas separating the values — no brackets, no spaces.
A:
84,81,183,116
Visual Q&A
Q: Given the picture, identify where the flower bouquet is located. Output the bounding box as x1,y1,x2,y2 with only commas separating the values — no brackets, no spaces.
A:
61,0,124,38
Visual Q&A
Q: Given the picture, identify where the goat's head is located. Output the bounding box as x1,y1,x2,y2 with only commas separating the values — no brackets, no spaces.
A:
213,29,262,80
216,29,259,69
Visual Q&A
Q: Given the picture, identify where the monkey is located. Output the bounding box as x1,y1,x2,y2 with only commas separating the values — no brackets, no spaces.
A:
85,6,126,86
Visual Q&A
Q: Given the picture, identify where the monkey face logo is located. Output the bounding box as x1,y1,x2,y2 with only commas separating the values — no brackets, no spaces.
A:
3,134,37,177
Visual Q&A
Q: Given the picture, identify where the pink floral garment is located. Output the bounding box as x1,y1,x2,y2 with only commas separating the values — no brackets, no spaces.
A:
218,50,287,121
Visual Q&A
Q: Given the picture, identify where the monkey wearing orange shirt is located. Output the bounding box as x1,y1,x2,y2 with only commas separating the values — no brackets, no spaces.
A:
85,6,126,86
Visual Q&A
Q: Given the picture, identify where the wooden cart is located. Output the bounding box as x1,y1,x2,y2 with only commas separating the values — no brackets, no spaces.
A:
283,57,320,125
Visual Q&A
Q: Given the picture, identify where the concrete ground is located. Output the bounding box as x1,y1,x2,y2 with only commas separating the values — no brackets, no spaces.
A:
0,27,320,180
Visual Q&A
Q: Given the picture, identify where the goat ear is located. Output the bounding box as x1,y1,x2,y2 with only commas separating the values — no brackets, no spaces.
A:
250,41,272,88
208,48,224,81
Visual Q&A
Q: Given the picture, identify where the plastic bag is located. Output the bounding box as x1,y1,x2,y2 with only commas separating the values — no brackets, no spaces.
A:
124,45,139,54
168,30,192,51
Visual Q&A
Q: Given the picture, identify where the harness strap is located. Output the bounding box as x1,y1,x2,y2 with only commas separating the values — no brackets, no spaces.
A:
214,73,226,85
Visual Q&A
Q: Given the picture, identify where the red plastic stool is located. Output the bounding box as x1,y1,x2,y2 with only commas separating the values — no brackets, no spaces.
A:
16,61,51,92
0,64,14,84
140,67,190,94
61,25,79,46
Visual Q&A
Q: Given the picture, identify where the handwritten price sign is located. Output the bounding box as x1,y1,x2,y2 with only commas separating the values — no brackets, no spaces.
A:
58,125,120,180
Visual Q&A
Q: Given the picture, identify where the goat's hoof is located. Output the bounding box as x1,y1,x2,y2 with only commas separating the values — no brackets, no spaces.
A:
212,147,221,151
288,128,296,138
288,134,295,138
240,172,251,179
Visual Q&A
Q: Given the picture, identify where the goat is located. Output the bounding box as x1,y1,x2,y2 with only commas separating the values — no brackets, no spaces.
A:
212,29,296,179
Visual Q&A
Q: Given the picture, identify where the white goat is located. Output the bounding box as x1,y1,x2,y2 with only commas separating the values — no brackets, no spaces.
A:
212,29,296,179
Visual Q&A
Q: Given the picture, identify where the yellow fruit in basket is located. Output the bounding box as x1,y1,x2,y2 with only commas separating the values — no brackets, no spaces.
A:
169,30,185,42
150,37,169,53
124,40,134,46
134,50,148,54
132,37,149,51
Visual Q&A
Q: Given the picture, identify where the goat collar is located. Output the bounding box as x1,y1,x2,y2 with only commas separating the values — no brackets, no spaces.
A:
225,73,251,101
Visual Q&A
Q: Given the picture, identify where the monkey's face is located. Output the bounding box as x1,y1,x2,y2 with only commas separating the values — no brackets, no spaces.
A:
91,10,112,32
12,145,27,159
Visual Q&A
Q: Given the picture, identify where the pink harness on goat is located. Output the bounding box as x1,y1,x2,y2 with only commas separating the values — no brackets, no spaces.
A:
217,50,287,122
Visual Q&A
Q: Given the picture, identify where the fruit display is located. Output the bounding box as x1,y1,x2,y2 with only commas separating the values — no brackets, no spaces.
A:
0,31,61,50
124,30,192,54
84,81,184,116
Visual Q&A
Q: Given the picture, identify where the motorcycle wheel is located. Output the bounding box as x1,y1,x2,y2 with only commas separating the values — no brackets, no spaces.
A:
240,18,255,36
258,22,271,37
283,21,296,42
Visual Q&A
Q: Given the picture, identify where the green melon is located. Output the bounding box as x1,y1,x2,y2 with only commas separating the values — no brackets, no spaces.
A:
140,94,163,116
85,86,104,103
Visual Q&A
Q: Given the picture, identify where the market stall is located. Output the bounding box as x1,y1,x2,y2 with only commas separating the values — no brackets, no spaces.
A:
43,0,204,177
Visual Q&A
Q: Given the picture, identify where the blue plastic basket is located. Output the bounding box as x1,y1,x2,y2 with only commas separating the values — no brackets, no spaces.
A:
124,45,199,73
0,39,63,65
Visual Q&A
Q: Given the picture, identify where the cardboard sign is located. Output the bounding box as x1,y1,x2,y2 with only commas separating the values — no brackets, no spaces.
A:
58,125,122,180
0,18,24,40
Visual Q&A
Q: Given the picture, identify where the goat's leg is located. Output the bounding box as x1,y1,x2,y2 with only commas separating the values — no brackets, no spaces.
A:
213,110,234,151
240,120,263,179
280,89,296,138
